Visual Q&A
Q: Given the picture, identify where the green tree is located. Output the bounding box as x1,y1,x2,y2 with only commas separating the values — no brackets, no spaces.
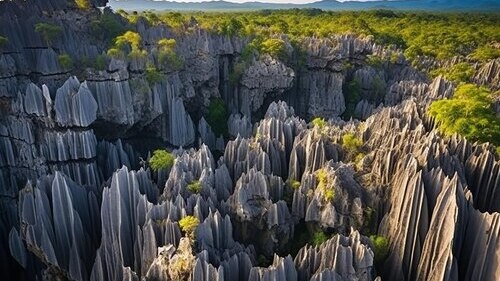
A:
207,98,228,137
0,36,8,48
471,45,500,62
312,231,329,246
157,38,183,70
428,84,500,146
370,235,389,265
219,18,244,36
75,0,91,9
149,149,175,171
430,62,475,83
311,117,327,130
58,54,73,70
145,66,163,85
179,216,200,239
187,180,202,194
260,38,287,60
108,31,147,59
35,22,62,46
90,12,126,43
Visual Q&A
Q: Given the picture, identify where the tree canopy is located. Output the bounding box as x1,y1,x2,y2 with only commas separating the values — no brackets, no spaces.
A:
428,84,500,146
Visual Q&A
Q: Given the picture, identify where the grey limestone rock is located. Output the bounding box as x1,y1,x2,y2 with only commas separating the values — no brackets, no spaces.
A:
294,231,375,281
248,255,297,281
54,77,98,127
240,55,295,115
473,58,500,90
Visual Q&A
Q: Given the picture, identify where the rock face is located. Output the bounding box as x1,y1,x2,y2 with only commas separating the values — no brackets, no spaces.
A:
294,231,375,281
239,55,295,116
473,58,500,90
55,77,98,127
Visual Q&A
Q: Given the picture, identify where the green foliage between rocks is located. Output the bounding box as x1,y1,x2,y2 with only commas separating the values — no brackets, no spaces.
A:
157,38,183,70
35,22,62,45
0,36,8,48
149,149,175,171
187,180,203,194
312,231,329,246
430,62,475,83
260,38,287,60
370,235,390,265
108,31,147,60
58,54,73,70
179,216,200,238
124,10,499,68
207,98,228,137
289,180,301,190
75,0,91,9
428,84,500,146
316,168,335,202
145,66,163,85
311,117,327,130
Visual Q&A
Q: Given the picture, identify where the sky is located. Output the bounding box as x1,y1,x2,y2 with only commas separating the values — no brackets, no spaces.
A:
140,0,381,4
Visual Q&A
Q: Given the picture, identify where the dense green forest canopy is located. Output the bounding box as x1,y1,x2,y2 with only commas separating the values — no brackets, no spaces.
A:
119,9,500,65
111,8,500,153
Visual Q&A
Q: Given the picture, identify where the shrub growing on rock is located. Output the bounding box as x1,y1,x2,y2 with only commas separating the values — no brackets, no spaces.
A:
430,62,474,83
207,98,228,137
316,168,335,202
289,180,301,190
342,133,363,160
187,180,202,194
370,235,389,264
145,66,163,85
158,38,183,70
90,12,126,43
0,36,8,48
75,0,90,9
260,38,287,60
149,149,175,171
312,231,329,246
108,31,147,59
58,54,73,70
35,22,62,46
311,117,327,130
179,216,199,238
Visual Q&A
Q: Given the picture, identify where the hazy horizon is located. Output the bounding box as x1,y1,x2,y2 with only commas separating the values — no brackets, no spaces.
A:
109,0,382,4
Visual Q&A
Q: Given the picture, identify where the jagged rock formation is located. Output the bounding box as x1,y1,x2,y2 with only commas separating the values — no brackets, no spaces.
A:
294,231,375,281
240,55,295,116
473,58,500,90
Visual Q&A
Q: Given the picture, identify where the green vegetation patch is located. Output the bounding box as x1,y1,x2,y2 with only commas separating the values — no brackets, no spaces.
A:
0,36,8,48
430,62,475,84
206,98,228,137
311,117,327,130
260,38,287,60
125,10,500,67
35,22,62,45
312,231,329,246
316,168,335,202
75,0,90,9
370,235,390,265
179,215,200,238
108,31,147,60
187,180,203,194
428,84,500,146
58,54,73,70
149,149,175,171
157,38,183,70
145,66,163,85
